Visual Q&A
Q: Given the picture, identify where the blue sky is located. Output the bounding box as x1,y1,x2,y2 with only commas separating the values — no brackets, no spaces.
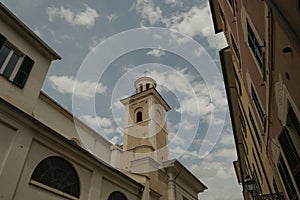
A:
2,0,242,199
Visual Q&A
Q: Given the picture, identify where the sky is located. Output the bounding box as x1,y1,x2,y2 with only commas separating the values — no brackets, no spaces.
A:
2,0,243,199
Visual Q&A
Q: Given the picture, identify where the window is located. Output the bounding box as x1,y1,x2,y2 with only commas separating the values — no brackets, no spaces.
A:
0,44,21,79
228,0,234,8
251,85,264,124
234,68,242,95
0,34,34,88
146,83,150,90
278,155,298,200
231,34,240,60
136,111,142,122
31,156,80,198
227,0,235,15
218,4,225,21
249,109,262,149
108,191,127,200
287,102,300,137
252,149,263,182
243,136,248,155
247,21,263,70
238,105,246,133
279,128,300,191
251,166,262,196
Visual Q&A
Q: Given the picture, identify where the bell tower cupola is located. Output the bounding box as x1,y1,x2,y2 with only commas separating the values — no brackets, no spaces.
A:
134,76,157,93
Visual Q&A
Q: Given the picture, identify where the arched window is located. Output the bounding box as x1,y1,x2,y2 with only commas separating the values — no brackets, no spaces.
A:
136,111,142,122
31,156,80,198
108,191,128,200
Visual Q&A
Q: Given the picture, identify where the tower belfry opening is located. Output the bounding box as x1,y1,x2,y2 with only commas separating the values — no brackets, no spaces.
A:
134,76,157,93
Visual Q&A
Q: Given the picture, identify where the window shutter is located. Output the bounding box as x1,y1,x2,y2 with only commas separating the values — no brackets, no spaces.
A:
13,55,34,88
279,128,300,190
0,34,6,49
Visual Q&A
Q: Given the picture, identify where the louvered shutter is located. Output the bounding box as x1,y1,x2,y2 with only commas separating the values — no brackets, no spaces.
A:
279,128,300,190
13,55,34,88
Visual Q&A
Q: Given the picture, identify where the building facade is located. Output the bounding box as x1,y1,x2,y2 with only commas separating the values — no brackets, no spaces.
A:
209,0,300,199
0,3,206,200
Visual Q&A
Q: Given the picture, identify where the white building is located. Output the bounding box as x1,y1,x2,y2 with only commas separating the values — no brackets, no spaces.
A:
0,3,206,200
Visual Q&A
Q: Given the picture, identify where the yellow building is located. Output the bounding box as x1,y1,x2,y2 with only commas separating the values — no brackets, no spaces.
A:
0,3,206,200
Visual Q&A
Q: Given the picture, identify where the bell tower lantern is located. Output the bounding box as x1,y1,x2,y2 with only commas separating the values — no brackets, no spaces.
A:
120,76,171,163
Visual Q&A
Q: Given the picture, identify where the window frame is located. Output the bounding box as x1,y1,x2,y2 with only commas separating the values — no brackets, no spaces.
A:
248,108,262,150
279,127,300,192
230,33,240,61
218,3,225,22
287,101,300,137
31,156,80,198
246,21,264,74
278,155,298,200
227,0,235,16
0,34,34,88
0,42,24,81
136,111,143,123
108,191,128,200
251,85,265,125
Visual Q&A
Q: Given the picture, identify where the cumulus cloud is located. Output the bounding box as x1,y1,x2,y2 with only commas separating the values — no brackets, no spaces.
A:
135,0,162,25
80,115,121,138
48,75,107,98
146,48,166,57
162,2,227,49
47,4,99,28
172,143,241,200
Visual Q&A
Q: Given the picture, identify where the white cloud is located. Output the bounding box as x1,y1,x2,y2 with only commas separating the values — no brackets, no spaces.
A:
47,4,99,28
162,2,227,49
146,48,165,57
219,132,235,146
212,148,236,160
107,13,118,22
48,75,107,98
164,0,182,6
135,0,162,25
80,115,119,138
80,115,112,128
176,146,241,200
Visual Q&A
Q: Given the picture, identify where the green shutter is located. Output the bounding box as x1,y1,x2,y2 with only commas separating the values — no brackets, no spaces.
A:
13,56,34,88
0,34,6,48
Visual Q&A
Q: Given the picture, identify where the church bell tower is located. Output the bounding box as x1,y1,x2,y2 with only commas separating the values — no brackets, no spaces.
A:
120,76,171,163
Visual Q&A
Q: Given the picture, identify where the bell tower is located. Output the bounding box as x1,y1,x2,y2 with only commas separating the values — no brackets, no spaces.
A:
120,76,171,163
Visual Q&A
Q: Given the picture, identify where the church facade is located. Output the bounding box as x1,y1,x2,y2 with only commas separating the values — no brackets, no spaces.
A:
0,3,206,200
